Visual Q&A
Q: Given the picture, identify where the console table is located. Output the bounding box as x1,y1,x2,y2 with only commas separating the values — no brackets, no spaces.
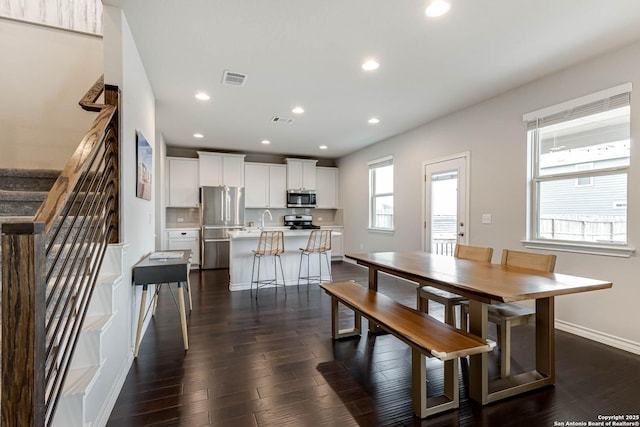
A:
132,250,192,357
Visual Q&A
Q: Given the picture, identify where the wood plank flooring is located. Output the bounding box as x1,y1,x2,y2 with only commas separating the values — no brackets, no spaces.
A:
108,262,640,426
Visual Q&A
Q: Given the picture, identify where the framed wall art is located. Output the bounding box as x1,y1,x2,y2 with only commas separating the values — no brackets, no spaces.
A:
136,130,152,200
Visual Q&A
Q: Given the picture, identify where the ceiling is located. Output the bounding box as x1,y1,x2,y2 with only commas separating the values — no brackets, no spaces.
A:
103,0,640,159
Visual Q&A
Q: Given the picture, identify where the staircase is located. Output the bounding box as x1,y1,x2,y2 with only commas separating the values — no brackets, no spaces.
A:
1,168,124,426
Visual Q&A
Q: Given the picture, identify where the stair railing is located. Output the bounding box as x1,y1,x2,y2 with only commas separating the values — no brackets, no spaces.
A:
1,76,120,427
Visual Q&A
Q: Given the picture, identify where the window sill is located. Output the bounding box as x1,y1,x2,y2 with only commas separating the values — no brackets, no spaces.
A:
521,239,635,258
368,228,394,235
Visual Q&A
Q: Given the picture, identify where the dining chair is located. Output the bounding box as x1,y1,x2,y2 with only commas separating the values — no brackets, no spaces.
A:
417,244,493,327
251,231,286,297
461,249,557,378
298,229,332,287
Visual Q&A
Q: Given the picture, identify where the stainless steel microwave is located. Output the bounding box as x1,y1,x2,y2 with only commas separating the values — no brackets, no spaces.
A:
287,189,317,208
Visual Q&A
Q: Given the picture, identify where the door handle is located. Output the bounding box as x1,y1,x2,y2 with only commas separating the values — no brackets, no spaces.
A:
458,232,465,237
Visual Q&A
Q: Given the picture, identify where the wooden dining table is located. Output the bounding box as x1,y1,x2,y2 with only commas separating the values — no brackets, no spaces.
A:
345,251,613,405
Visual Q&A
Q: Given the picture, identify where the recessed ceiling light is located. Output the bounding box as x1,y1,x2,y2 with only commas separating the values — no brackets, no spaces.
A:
292,106,305,114
195,92,210,101
425,0,451,17
368,117,380,124
361,60,380,71
319,145,328,150
193,133,204,138
261,140,271,145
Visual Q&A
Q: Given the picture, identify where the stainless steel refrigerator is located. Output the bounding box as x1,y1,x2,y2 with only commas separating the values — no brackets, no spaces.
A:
200,186,245,269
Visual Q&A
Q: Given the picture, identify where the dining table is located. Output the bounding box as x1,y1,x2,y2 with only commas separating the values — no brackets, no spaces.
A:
345,251,613,405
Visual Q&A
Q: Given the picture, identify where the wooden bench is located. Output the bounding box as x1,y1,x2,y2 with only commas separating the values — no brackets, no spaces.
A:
320,281,494,418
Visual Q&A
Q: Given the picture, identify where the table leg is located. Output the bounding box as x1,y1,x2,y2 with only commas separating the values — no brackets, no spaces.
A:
177,282,189,351
536,296,555,382
186,263,193,311
151,284,161,317
368,267,378,291
134,285,148,358
468,299,489,404
367,267,383,334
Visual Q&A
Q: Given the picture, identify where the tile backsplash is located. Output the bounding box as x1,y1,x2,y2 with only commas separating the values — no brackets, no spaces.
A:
167,206,342,228
245,208,342,228
166,207,200,227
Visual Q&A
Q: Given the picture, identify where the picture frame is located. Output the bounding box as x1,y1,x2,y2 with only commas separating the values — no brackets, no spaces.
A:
136,130,152,200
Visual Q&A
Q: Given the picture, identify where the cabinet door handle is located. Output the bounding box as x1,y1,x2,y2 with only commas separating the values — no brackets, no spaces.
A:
181,232,187,235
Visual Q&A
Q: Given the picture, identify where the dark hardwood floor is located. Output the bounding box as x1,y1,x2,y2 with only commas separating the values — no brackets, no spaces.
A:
108,262,640,426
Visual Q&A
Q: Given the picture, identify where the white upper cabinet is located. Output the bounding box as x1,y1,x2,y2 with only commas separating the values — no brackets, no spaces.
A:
198,152,246,187
315,166,339,208
269,165,287,208
285,158,317,190
245,163,287,208
166,157,199,207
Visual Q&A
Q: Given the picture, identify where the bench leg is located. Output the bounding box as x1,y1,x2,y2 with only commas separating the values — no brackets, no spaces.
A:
411,349,459,418
330,297,361,339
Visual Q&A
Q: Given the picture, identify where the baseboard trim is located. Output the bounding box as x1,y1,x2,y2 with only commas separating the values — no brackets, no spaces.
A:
93,352,134,427
555,319,640,356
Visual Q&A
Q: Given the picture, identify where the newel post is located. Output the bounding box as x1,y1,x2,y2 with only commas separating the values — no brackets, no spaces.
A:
1,222,46,427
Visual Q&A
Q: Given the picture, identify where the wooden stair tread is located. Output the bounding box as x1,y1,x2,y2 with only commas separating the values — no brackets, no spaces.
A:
61,365,100,396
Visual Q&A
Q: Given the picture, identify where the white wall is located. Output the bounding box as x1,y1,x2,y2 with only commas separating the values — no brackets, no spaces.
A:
155,132,167,250
0,18,103,169
101,3,157,408
338,39,640,353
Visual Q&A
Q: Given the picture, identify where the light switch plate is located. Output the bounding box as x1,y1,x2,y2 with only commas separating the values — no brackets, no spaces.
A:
482,213,492,224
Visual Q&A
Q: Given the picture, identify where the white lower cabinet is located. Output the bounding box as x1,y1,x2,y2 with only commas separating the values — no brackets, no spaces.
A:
166,229,200,268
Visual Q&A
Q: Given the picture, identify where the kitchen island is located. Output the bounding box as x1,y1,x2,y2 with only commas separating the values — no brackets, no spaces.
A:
227,228,339,290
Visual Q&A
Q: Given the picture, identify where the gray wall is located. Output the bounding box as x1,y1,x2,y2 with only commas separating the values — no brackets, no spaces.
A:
338,39,640,353
0,18,103,169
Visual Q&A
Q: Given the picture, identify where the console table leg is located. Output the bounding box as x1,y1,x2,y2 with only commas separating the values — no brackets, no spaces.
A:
134,285,148,357
178,282,189,351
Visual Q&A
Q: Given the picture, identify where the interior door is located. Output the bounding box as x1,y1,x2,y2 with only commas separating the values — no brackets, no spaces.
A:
423,153,469,255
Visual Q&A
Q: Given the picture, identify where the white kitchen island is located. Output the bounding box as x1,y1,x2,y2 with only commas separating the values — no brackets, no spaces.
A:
227,229,339,291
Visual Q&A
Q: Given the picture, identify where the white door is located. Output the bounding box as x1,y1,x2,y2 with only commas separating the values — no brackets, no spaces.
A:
423,153,469,255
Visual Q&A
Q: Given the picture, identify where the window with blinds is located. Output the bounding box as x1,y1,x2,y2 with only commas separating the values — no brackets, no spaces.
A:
368,156,394,231
524,84,631,246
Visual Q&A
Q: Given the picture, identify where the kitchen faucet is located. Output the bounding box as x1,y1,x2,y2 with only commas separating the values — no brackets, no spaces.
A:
260,209,272,229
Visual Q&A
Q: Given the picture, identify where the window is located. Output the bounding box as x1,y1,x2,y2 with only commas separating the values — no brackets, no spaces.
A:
524,84,631,251
369,156,394,230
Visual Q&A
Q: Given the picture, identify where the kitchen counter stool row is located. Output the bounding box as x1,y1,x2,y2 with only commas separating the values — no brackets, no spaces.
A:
250,229,333,297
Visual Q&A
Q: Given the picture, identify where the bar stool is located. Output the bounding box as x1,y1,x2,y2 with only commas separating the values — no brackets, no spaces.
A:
251,231,286,297
298,229,332,287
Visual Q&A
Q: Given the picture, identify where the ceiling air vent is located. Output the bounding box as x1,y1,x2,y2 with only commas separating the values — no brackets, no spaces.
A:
271,116,294,124
222,70,247,86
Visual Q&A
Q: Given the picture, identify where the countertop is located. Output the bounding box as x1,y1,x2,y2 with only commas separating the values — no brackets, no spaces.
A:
228,228,342,239
165,224,200,229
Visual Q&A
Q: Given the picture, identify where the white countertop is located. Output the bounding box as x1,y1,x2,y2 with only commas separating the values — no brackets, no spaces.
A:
228,228,341,239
